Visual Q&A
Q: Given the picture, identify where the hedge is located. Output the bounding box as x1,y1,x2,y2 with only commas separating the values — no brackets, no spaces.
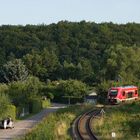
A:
29,99,42,113
0,105,16,120
16,105,30,118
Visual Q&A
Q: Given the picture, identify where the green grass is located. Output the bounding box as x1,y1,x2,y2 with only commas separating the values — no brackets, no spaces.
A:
20,103,94,140
92,101,140,140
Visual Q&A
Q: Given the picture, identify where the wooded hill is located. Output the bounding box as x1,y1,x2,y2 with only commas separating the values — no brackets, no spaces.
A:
0,21,140,86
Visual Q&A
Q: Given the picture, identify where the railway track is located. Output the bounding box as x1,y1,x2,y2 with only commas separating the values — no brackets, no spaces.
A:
72,109,101,140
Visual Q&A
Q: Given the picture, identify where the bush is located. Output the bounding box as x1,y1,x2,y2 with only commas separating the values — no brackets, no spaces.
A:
0,93,11,118
0,84,9,93
42,99,51,108
0,105,16,120
0,87,16,120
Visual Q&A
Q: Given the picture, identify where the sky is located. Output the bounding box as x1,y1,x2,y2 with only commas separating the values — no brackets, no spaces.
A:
0,0,140,25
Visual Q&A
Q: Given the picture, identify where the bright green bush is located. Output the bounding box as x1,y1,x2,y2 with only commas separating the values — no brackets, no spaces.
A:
0,105,16,120
0,93,11,118
0,84,16,120
0,84,9,93
42,99,51,108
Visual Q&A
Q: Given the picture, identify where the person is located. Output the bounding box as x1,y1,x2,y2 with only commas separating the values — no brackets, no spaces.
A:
3,119,7,129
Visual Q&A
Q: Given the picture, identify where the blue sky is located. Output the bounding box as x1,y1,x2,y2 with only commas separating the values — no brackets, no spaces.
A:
0,0,140,25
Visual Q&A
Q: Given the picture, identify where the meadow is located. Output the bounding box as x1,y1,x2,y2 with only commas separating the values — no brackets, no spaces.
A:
20,104,93,140
92,101,140,140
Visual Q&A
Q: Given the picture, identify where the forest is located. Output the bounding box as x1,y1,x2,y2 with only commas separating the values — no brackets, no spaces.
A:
0,21,140,118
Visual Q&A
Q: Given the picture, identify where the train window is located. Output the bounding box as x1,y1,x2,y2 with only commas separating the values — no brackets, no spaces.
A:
110,90,118,96
127,92,133,98
135,90,138,95
122,91,125,96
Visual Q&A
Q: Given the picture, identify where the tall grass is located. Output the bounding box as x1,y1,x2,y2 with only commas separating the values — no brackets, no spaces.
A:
20,104,93,140
92,101,140,140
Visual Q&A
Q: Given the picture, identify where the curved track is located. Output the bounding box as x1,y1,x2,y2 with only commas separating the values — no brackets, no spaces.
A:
72,109,101,140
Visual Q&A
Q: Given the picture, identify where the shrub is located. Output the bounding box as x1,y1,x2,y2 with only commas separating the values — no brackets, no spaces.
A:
42,99,51,108
0,93,11,118
0,105,16,120
0,84,9,93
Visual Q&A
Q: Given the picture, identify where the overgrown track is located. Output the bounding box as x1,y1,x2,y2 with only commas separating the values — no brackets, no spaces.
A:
72,109,101,140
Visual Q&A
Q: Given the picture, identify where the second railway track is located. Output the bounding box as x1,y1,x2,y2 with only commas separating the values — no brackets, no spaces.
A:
72,109,101,140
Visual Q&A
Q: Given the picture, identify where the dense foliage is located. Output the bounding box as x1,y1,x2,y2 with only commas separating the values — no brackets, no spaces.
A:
8,76,43,105
45,79,87,103
0,21,139,138
1,59,28,83
0,21,140,114
0,84,16,120
0,21,139,85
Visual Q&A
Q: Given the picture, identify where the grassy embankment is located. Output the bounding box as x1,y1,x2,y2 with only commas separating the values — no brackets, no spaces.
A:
92,101,140,140
20,104,94,140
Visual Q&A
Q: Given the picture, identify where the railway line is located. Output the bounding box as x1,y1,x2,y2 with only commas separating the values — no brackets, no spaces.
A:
72,109,101,140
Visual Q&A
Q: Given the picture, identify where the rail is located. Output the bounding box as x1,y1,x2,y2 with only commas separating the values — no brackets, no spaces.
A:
72,109,101,140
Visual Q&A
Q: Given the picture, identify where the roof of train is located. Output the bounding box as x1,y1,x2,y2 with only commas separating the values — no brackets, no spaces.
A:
110,85,138,89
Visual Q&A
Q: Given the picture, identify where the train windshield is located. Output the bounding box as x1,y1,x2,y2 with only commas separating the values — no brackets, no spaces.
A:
110,90,118,96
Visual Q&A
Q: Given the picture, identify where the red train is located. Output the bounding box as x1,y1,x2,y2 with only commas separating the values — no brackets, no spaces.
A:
108,86,138,104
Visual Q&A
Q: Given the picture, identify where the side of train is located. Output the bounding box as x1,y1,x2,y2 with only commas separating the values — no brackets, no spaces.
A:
108,86,138,104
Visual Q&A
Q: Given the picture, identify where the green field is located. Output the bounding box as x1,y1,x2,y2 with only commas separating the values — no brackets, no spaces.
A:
92,101,140,140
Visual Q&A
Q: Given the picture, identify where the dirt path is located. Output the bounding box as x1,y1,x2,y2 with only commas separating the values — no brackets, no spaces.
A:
0,103,66,140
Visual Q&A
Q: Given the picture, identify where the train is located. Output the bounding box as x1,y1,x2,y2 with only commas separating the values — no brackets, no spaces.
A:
108,85,138,104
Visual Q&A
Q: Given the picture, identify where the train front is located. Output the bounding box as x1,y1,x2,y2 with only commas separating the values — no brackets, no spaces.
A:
108,87,120,104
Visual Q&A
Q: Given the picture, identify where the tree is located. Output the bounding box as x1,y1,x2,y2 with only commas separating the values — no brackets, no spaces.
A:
62,61,77,79
23,49,60,81
79,58,94,82
105,44,140,83
8,76,44,106
2,59,28,83
23,51,42,76
41,48,60,80
57,79,87,104
58,79,87,97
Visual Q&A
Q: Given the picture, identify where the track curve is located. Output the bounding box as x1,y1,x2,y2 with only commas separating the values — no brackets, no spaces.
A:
72,109,101,140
